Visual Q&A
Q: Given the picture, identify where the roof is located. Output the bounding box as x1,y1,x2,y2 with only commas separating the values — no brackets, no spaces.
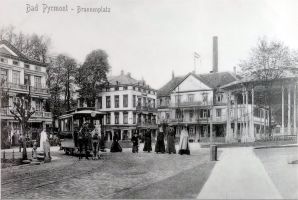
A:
0,40,47,66
108,74,139,85
107,72,156,91
195,71,238,89
157,76,184,97
157,71,238,97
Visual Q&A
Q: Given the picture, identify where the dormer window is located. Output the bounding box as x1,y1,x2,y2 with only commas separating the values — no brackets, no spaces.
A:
115,87,119,91
24,64,30,69
123,86,128,90
13,60,19,66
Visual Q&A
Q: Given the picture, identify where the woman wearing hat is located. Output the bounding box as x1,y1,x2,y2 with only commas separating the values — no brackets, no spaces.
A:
155,126,165,153
143,128,152,153
166,125,176,154
178,126,190,155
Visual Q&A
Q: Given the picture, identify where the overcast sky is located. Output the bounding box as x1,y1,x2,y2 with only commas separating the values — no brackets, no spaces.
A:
1,0,298,89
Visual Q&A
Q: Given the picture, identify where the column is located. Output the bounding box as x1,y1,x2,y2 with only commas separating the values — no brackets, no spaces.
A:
250,88,255,141
120,129,123,140
225,91,233,143
234,93,238,139
288,87,291,135
282,85,285,135
294,84,297,136
246,89,249,141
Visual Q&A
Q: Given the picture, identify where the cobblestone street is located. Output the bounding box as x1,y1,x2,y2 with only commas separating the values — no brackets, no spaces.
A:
1,144,216,199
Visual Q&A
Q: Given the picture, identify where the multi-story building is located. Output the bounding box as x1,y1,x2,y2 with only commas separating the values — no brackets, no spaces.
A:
77,70,158,141
157,71,271,143
0,40,52,138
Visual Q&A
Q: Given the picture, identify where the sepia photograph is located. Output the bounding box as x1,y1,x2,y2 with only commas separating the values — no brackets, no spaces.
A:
0,0,297,199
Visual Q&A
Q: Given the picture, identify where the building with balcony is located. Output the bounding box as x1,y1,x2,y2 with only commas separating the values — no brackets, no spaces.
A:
0,40,52,139
157,71,274,143
78,70,158,141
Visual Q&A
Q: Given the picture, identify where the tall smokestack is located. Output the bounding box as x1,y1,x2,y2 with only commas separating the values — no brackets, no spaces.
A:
212,36,218,73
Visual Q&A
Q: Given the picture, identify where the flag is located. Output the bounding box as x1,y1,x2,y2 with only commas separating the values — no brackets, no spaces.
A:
194,52,200,59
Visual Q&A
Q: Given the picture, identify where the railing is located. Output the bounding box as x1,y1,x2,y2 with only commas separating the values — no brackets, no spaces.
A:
1,82,49,94
171,100,212,107
31,86,49,94
157,102,170,108
136,105,157,112
0,108,52,118
136,121,157,127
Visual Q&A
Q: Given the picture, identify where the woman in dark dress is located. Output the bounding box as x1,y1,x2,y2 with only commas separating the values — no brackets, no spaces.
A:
166,126,176,154
110,133,122,152
143,129,152,152
155,127,165,153
131,133,139,153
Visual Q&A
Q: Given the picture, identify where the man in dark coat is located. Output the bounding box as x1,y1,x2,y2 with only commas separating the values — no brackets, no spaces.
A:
78,128,84,160
155,126,165,153
143,129,152,152
131,133,139,153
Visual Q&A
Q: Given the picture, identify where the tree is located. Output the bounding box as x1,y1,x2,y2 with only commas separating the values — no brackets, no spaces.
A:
239,38,297,135
46,54,77,120
0,25,51,63
9,89,35,160
75,50,110,107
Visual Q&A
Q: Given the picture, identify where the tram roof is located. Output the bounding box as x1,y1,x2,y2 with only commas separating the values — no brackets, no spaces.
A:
58,110,106,119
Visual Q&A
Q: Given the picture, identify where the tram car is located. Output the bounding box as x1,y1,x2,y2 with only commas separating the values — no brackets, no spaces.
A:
58,107,106,155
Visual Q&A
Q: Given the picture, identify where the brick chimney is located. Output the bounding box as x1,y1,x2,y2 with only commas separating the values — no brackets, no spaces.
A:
213,36,218,73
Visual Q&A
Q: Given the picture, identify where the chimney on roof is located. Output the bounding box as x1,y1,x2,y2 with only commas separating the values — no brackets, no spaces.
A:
127,72,131,78
172,71,175,80
233,66,237,74
121,70,124,75
212,36,218,73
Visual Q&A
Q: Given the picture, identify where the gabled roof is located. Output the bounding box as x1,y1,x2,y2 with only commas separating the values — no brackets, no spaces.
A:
157,76,184,97
195,71,238,89
157,71,238,97
0,40,47,66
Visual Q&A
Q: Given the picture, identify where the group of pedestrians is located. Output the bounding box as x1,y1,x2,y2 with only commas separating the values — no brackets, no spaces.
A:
109,125,190,155
76,123,190,158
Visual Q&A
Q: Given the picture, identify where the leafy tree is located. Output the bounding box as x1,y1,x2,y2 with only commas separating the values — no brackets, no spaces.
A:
75,50,110,107
239,38,298,135
46,54,77,119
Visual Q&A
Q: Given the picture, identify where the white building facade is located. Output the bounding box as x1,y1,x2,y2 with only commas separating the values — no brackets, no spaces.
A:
157,72,271,143
78,71,158,141
0,40,52,139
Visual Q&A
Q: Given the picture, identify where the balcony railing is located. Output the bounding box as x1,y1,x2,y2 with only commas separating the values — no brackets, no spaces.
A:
1,82,49,94
136,105,157,112
136,121,157,127
1,108,52,118
171,100,212,108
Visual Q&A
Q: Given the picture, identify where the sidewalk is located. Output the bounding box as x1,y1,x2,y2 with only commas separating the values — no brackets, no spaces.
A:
197,147,282,199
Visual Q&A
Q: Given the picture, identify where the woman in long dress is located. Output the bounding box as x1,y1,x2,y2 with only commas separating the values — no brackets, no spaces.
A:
166,126,176,154
155,126,165,153
143,129,152,152
110,133,122,152
178,126,190,155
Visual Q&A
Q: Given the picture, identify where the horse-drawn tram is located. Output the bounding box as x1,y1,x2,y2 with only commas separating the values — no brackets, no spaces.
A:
58,107,106,155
